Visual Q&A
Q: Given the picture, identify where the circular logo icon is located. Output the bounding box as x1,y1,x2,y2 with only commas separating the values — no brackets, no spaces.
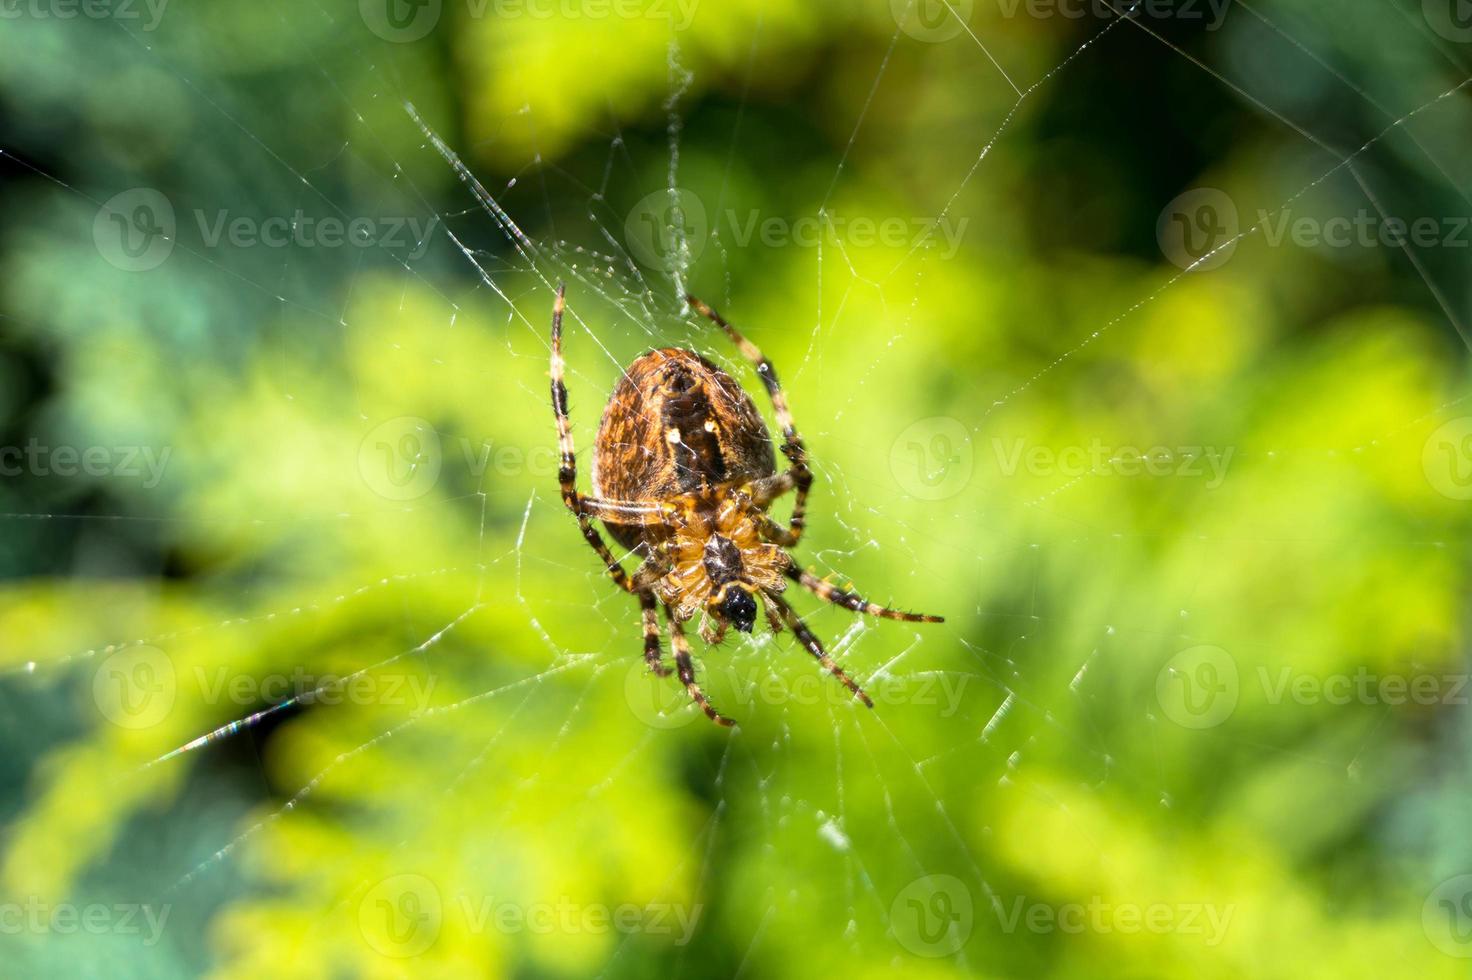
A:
890,417,974,501
1424,0,1472,42
358,873,443,958
1157,188,1238,272
1424,875,1472,957
890,874,973,957
891,0,974,42
1156,645,1238,729
624,188,707,272
93,645,176,729
360,0,441,42
358,417,442,501
1423,417,1472,500
93,188,175,272
624,659,699,729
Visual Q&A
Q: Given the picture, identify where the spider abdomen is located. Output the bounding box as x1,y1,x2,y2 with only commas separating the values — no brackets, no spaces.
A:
593,347,776,549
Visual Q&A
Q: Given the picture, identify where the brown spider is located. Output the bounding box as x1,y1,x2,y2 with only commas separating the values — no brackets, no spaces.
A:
550,284,942,727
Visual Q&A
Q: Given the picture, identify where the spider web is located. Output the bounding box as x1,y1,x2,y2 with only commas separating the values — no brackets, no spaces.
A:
2,0,1471,976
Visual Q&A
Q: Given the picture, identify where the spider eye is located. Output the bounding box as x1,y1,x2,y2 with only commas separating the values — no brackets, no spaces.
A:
720,588,758,633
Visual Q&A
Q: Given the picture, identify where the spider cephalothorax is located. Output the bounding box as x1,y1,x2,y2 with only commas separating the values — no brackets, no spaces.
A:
551,285,942,727
650,492,789,641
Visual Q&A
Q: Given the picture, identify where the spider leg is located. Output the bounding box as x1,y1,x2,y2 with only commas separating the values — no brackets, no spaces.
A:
763,599,786,635
700,615,729,646
764,591,874,708
665,606,736,727
785,567,945,624
574,497,674,525
639,591,672,677
686,295,812,545
729,486,800,547
750,469,798,508
630,553,671,593
551,284,670,593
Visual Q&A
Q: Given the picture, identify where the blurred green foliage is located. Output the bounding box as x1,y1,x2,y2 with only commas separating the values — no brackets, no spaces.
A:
2,1,1472,978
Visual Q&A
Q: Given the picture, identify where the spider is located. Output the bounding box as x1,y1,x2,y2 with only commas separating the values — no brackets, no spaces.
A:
550,284,943,727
